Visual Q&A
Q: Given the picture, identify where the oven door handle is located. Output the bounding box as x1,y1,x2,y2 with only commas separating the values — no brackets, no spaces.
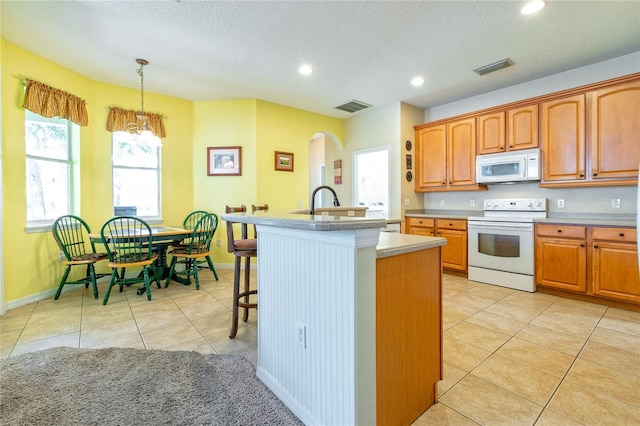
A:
468,221,533,230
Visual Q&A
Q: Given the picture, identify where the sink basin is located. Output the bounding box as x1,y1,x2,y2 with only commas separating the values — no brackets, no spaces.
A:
292,207,368,217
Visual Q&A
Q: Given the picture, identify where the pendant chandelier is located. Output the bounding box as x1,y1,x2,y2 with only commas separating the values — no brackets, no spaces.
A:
127,58,154,137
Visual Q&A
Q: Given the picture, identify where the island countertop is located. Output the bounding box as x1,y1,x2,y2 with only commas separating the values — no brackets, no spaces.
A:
221,210,387,231
376,232,446,258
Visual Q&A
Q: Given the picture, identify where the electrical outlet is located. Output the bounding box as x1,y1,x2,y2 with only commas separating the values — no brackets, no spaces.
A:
469,200,475,207
59,251,65,261
298,199,303,208
557,199,565,208
216,239,221,247
611,198,621,208
296,322,306,348
439,200,445,207
404,198,410,206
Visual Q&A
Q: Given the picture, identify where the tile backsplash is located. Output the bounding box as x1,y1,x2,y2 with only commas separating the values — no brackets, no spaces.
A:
424,183,638,215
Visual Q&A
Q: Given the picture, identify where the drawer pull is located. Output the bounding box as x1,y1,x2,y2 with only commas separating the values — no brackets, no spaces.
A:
557,229,562,233
442,182,446,185
593,172,598,177
619,233,625,237
594,245,599,249
579,173,584,178
580,244,585,247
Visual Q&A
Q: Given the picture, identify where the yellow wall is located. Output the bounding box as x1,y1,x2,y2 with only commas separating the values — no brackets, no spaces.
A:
256,100,343,211
1,40,343,304
192,99,343,265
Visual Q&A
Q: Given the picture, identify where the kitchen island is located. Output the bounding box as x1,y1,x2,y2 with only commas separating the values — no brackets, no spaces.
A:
221,210,446,425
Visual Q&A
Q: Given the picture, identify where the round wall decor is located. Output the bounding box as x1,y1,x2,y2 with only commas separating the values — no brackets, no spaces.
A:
405,140,412,151
406,171,413,182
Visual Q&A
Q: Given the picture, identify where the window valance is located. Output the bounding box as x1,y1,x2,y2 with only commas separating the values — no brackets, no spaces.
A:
106,107,166,138
23,79,89,126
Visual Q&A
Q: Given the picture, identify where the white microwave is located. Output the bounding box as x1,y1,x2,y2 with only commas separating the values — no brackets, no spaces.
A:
476,148,541,183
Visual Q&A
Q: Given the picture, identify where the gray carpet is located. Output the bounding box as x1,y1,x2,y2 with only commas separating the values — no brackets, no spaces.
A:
1,347,303,426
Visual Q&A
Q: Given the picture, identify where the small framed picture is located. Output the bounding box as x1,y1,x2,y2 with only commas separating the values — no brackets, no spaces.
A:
275,151,294,172
406,154,413,170
207,146,242,176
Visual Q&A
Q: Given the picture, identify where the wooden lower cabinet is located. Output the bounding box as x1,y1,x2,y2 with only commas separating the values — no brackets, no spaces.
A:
405,217,467,273
535,224,587,292
535,224,639,305
592,228,640,304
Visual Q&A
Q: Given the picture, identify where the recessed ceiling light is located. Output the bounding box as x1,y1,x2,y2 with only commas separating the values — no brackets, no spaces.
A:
411,76,424,86
521,1,545,15
299,64,313,75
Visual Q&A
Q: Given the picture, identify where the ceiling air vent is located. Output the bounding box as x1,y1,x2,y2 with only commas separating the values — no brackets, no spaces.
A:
473,58,514,76
335,99,372,113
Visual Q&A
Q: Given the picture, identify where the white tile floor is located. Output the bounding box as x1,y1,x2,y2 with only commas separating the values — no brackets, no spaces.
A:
1,270,639,425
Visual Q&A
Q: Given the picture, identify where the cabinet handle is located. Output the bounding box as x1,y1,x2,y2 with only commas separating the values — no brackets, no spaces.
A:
442,182,446,185
500,147,505,150
579,173,584,177
594,245,599,249
557,229,562,233
580,244,585,247
619,233,625,237
593,172,598,177
509,145,513,148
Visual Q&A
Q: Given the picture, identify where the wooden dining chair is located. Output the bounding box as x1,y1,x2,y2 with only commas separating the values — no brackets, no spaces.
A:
51,215,109,300
166,213,218,290
180,210,219,281
100,216,159,305
225,205,257,338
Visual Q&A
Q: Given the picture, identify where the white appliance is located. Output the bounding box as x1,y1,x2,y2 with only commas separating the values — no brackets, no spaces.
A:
476,148,541,184
468,198,547,292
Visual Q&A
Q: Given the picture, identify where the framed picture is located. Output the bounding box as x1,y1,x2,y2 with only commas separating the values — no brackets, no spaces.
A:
207,146,242,176
406,154,412,170
274,151,294,172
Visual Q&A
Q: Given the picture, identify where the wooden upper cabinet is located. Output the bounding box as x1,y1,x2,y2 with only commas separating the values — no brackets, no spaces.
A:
507,105,539,151
477,112,505,154
415,125,447,189
541,94,586,182
590,81,640,180
447,118,476,186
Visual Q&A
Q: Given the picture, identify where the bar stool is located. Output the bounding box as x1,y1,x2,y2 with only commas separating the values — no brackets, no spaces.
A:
225,205,258,338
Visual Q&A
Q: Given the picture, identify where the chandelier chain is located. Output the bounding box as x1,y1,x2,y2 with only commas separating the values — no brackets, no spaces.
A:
137,63,145,113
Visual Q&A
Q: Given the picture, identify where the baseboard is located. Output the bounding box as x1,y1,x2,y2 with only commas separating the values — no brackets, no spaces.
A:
3,263,239,313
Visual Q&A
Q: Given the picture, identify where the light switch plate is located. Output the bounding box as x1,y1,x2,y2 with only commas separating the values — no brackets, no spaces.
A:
557,199,565,208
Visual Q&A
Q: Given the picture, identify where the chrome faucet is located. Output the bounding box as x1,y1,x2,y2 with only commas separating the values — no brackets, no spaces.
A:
310,185,340,215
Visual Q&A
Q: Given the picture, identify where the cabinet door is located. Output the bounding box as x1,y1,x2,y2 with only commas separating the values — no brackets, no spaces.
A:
477,112,505,154
415,125,447,189
447,118,476,186
592,241,640,303
507,105,539,151
541,94,586,182
437,228,467,271
535,237,587,292
590,81,640,180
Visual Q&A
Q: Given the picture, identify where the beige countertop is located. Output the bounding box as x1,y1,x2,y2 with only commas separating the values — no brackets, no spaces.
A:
376,232,447,259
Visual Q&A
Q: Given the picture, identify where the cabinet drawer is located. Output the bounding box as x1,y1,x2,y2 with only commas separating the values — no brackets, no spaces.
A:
409,217,435,228
536,224,587,239
436,219,467,231
592,227,637,243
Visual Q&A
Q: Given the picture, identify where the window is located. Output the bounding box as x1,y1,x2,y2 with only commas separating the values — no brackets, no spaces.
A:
112,132,161,218
353,146,389,218
25,111,75,226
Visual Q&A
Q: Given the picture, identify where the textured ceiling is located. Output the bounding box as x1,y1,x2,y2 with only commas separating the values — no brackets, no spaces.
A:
2,0,639,118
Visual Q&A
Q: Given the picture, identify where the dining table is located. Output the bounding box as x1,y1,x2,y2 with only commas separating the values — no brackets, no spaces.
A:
89,226,196,293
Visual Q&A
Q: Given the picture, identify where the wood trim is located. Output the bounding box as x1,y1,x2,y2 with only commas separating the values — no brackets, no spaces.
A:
415,73,640,130
415,184,488,193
